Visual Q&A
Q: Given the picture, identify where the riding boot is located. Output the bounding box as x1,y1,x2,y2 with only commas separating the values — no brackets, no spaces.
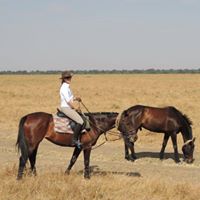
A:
72,123,82,148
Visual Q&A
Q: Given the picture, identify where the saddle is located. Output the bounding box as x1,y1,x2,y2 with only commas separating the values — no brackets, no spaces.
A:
55,108,90,133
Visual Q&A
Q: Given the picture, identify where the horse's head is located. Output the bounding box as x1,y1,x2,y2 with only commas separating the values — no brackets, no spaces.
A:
182,137,195,163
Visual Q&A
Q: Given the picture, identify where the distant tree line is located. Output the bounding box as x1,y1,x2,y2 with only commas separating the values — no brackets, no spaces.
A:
0,68,200,74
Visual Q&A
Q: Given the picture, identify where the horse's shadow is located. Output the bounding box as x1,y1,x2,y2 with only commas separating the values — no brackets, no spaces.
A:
134,151,183,160
77,153,184,177
78,165,141,177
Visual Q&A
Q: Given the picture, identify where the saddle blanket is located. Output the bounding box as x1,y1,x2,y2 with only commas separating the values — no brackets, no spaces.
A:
53,115,74,134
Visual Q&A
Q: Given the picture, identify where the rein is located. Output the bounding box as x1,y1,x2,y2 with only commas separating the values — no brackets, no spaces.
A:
80,101,91,113
91,131,122,150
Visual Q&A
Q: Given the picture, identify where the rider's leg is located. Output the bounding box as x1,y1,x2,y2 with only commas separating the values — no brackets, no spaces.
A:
60,107,84,147
72,123,83,147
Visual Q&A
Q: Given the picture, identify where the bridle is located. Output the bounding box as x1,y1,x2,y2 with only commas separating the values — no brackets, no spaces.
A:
183,138,194,146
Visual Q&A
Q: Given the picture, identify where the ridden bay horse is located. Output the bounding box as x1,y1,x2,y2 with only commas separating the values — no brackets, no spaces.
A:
16,111,118,179
117,105,195,163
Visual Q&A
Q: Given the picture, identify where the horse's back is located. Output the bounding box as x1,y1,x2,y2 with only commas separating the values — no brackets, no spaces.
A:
128,105,145,111
142,105,182,120
128,105,174,113
24,111,52,118
22,112,52,123
128,105,182,129
132,105,179,115
23,112,52,134
128,105,174,118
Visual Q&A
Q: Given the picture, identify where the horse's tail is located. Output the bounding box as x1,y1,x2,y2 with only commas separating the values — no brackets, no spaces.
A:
16,115,28,161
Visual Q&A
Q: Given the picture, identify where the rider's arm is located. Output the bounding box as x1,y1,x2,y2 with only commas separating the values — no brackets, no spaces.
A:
67,100,76,109
74,97,82,102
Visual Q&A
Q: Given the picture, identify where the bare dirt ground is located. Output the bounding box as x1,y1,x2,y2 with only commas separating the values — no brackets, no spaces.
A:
1,130,199,184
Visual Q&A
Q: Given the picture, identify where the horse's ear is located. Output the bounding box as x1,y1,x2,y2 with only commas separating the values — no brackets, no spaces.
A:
192,137,196,143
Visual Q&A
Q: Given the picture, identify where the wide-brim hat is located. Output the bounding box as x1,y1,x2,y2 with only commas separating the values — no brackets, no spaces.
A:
60,71,73,79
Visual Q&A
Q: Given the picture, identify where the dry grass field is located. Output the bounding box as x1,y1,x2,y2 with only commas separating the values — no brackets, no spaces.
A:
0,74,200,200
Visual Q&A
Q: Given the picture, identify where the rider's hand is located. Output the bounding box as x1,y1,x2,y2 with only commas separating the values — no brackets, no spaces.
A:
75,97,82,102
75,106,81,113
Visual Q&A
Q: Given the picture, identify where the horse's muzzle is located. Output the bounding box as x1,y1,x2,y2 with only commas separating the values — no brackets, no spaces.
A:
184,157,194,164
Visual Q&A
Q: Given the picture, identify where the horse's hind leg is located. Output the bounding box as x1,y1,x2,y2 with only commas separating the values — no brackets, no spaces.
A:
17,155,28,180
65,147,82,175
159,133,170,160
124,138,130,160
29,146,39,176
171,132,180,163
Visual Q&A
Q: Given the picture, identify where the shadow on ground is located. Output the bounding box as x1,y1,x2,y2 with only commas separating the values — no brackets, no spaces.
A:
135,151,183,160
78,165,141,177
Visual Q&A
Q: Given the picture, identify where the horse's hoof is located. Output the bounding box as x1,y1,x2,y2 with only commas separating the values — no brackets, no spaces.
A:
130,157,136,162
159,155,164,160
84,174,90,179
125,155,136,162
175,159,181,163
132,155,137,159
16,176,22,181
125,156,130,161
65,170,70,175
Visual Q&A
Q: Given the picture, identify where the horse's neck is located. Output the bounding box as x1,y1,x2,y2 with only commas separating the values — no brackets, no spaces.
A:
91,116,116,135
93,121,112,135
181,125,193,142
88,122,108,143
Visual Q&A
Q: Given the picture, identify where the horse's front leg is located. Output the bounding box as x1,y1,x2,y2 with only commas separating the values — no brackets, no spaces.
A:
171,132,180,163
65,147,82,175
83,147,91,179
124,137,137,161
124,138,130,160
159,133,170,160
128,141,137,161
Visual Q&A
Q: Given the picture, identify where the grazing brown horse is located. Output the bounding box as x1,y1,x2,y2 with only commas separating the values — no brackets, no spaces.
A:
117,105,195,163
16,111,118,179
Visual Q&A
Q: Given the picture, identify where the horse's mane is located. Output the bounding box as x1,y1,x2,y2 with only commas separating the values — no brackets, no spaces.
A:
85,112,118,116
173,108,192,126
84,112,119,129
172,107,193,140
84,112,118,124
182,114,193,126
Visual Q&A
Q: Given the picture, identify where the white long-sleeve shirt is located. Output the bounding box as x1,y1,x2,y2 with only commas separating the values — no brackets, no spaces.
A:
60,82,74,108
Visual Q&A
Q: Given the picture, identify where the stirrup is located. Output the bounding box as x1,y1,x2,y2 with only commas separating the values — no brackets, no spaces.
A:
73,140,82,149
81,129,87,133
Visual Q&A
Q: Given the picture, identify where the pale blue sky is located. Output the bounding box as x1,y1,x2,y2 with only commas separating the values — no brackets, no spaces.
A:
0,0,200,71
